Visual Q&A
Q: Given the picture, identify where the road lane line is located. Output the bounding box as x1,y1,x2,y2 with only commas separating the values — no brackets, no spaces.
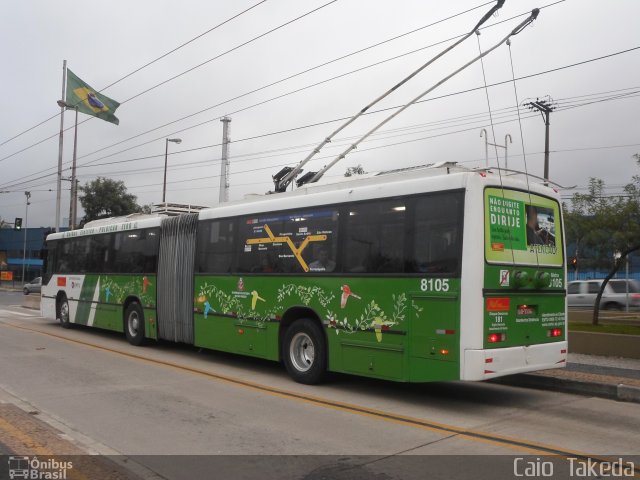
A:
2,320,639,473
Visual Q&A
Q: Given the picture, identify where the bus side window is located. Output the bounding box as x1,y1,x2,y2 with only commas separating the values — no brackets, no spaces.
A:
343,200,405,274
196,220,235,274
409,192,463,274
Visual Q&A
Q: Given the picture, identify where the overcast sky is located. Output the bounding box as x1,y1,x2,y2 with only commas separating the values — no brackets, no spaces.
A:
1,0,639,228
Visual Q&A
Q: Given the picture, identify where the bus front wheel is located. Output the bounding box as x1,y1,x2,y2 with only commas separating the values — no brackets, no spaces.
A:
124,302,145,346
57,295,71,329
283,319,326,385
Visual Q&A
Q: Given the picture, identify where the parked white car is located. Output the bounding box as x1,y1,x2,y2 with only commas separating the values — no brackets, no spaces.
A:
567,279,640,310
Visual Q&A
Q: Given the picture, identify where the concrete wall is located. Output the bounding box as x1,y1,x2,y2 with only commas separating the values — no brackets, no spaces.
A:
568,331,640,359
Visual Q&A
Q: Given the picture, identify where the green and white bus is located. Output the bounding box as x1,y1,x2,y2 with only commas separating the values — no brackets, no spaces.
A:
42,164,567,384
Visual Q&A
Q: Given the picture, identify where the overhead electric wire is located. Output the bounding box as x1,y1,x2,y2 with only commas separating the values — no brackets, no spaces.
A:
77,37,639,172
0,0,269,149
3,38,640,192
0,0,566,171
1,106,530,192
3,78,640,192
8,107,631,195
76,0,500,162
0,0,338,164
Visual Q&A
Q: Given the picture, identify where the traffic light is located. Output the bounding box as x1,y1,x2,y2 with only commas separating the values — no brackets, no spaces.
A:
570,257,578,270
14,218,22,230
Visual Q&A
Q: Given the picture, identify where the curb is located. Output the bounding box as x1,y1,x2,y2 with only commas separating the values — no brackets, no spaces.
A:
494,374,640,404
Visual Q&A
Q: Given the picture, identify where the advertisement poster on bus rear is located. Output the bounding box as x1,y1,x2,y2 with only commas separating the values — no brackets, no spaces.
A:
484,188,563,266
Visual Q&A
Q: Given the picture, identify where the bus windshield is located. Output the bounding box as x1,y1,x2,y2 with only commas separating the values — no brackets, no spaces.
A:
484,187,563,267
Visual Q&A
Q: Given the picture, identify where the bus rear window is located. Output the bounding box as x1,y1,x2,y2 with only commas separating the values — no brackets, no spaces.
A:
484,188,563,266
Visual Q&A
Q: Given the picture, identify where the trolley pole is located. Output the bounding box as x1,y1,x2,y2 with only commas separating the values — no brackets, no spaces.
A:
525,97,555,185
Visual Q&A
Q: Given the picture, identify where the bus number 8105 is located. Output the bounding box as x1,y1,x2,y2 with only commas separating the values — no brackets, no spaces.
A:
420,278,450,292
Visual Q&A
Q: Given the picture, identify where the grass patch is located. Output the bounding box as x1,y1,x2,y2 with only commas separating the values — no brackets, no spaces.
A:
569,322,640,335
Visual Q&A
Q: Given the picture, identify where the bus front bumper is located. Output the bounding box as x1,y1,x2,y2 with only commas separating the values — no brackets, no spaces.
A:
462,341,568,381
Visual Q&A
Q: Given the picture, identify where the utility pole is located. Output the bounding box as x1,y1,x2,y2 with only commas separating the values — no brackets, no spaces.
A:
55,60,67,233
22,191,31,282
219,117,231,203
525,97,555,185
58,100,79,230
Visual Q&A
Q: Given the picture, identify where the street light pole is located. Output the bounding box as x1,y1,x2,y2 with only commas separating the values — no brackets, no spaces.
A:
163,138,182,203
57,100,79,230
22,191,31,282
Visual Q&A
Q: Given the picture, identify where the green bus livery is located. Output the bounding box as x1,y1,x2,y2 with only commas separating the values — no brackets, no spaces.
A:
41,165,567,384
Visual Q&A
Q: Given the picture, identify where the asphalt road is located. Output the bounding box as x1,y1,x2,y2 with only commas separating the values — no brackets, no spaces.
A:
0,293,638,479
0,289,23,307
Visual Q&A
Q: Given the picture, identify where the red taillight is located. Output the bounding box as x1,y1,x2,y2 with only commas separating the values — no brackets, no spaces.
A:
548,328,562,337
631,294,640,300
488,333,506,343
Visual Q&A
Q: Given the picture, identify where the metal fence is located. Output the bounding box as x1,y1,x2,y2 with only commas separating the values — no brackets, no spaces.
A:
568,271,640,281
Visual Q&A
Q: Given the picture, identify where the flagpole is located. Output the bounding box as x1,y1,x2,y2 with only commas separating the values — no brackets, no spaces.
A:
55,60,67,233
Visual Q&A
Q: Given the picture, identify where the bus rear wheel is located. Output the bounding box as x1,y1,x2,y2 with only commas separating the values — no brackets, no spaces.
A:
57,295,71,329
283,319,326,385
124,302,145,346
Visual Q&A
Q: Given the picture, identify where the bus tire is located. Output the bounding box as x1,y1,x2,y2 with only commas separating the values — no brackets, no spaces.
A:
57,295,71,329
283,319,326,385
124,302,145,346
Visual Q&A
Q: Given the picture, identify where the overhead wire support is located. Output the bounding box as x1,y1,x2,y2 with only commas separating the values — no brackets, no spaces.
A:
307,8,541,185
525,96,556,185
273,0,507,193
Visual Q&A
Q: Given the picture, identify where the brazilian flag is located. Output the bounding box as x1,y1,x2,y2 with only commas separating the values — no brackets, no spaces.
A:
65,69,120,125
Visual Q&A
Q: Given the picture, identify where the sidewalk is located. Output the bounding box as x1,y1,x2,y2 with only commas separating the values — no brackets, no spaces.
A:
497,353,640,403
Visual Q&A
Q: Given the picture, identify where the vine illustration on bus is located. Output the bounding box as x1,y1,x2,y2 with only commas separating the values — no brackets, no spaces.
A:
195,280,423,342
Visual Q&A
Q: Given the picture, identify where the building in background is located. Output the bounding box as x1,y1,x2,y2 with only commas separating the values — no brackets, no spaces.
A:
0,227,57,283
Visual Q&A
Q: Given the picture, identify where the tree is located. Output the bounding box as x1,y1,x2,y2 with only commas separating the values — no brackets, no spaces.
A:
79,177,144,224
564,156,640,325
344,164,367,177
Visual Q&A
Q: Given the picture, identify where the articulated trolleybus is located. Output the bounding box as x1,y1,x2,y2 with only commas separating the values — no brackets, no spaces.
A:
42,164,567,384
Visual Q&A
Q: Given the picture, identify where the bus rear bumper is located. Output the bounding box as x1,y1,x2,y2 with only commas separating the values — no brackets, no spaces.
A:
462,341,568,381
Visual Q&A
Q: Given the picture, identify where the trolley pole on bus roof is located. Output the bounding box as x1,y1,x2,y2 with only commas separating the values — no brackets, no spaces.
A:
219,117,231,203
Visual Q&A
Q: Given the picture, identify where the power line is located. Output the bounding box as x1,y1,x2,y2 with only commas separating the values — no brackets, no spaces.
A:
75,0,499,163
3,79,640,192
76,40,640,171
0,1,565,170
0,0,269,149
10,111,640,197
0,0,338,165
